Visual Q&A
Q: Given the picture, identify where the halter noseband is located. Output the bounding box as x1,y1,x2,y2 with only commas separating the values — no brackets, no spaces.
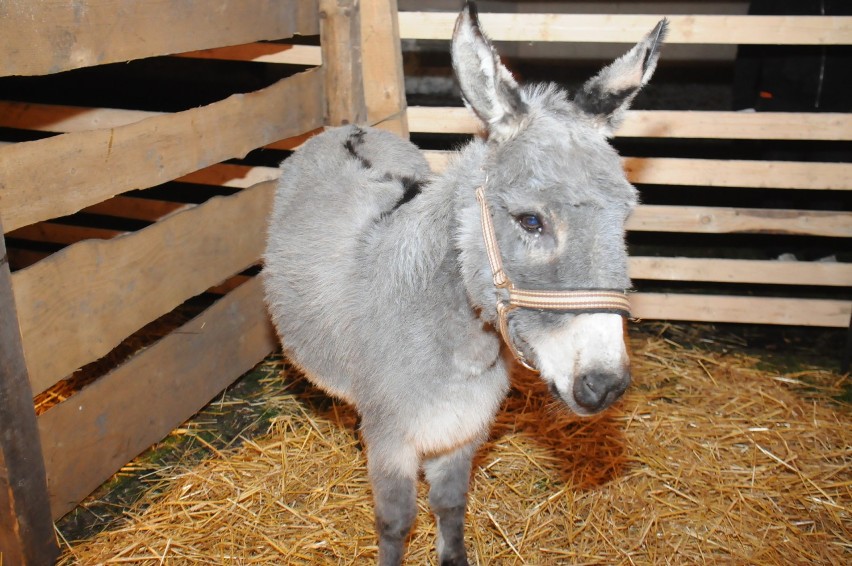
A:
475,185,631,371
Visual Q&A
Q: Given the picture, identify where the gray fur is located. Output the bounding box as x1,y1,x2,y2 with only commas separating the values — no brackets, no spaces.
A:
263,3,665,564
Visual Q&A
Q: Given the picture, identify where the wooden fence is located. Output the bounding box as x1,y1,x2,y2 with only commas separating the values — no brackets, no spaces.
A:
400,8,852,328
0,1,405,563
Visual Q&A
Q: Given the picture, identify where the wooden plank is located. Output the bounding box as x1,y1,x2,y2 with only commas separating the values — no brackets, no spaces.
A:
0,223,59,565
361,0,409,135
38,276,276,520
422,150,851,191
7,223,124,246
320,0,367,126
629,257,852,287
0,0,320,76
178,164,280,189
82,197,193,223
12,180,276,395
0,68,323,232
0,101,160,133
407,107,852,141
398,12,852,45
631,293,852,328
622,158,852,191
176,43,322,66
628,205,851,238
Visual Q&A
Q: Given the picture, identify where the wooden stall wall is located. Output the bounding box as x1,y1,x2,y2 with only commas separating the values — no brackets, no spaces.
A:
0,1,405,563
398,3,852,328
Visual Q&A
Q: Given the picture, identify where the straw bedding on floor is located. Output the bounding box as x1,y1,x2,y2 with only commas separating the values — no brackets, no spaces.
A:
57,328,850,565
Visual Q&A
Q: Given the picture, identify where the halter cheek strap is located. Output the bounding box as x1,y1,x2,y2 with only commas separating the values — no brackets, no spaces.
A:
475,185,631,371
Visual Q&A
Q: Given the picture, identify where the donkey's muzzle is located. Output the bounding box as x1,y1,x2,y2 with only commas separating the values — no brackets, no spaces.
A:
573,370,630,413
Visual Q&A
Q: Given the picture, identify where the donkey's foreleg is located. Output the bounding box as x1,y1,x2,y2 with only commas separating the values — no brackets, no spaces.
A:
367,445,419,566
423,441,479,566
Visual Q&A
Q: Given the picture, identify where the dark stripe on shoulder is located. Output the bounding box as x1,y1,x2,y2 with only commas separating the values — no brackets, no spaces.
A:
344,127,372,169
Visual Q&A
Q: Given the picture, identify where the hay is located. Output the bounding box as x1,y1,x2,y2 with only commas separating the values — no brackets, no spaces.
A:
57,329,850,564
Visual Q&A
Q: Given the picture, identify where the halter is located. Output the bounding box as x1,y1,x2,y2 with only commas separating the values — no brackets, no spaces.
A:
475,185,631,371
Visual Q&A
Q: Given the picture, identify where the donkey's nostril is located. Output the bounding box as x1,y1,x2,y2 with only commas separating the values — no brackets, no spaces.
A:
573,370,630,413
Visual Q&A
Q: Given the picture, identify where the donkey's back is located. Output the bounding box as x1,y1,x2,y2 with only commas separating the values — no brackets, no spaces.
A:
262,125,431,400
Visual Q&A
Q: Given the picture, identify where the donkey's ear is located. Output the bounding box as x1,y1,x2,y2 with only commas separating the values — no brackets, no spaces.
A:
574,19,668,135
452,1,527,143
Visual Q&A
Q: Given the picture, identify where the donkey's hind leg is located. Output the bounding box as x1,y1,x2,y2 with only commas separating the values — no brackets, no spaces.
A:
424,441,479,566
367,444,419,566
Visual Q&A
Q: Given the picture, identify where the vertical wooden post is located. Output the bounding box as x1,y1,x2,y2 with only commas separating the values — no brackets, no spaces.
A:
319,0,368,126
0,223,59,565
360,0,409,136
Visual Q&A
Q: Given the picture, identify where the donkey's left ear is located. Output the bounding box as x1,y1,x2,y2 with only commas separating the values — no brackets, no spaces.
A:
452,1,527,143
574,19,668,136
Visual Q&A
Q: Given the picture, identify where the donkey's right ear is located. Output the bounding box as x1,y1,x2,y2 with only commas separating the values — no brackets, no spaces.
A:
452,1,527,143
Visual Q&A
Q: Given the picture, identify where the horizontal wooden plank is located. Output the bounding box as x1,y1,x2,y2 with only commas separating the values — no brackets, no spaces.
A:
0,68,323,232
421,150,851,191
177,43,322,66
0,100,160,133
629,257,852,287
631,293,851,327
0,0,319,76
407,107,852,141
629,205,851,237
38,276,276,520
12,180,276,395
7,223,124,246
178,164,280,189
82,197,192,222
622,158,851,190
398,12,852,45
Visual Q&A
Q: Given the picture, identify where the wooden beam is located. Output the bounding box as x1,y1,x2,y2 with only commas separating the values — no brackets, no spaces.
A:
176,43,322,66
622,158,852,191
38,277,276,520
0,68,323,232
0,0,320,76
628,205,851,238
422,150,852,191
320,0,367,126
631,293,851,328
13,181,276,396
629,257,852,287
361,0,409,135
398,12,852,45
407,107,852,142
0,222,59,565
7,223,125,246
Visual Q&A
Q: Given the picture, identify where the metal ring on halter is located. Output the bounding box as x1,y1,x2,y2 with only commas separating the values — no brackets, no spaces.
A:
475,185,631,372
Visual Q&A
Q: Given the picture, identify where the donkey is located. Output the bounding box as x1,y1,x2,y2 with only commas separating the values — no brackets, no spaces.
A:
263,3,666,564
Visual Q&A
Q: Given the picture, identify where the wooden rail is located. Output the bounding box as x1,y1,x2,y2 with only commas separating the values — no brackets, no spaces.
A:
0,0,320,76
398,12,852,45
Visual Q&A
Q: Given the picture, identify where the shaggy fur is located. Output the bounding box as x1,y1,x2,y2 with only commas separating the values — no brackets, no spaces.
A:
263,3,667,564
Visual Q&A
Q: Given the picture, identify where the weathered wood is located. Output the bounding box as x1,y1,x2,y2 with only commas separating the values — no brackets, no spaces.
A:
7,223,124,246
82,197,193,222
0,68,323,232
629,257,852,287
422,150,851,191
622,158,851,190
320,0,367,126
177,43,323,66
0,223,59,565
13,181,276,396
0,0,320,77
361,0,409,134
628,205,851,238
38,276,276,520
179,164,281,189
631,293,851,328
407,107,852,141
398,12,852,45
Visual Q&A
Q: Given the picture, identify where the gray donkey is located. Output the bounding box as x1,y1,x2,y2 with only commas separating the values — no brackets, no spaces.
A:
263,3,666,564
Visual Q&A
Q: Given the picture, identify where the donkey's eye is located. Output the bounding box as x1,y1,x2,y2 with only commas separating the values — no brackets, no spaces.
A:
516,213,543,233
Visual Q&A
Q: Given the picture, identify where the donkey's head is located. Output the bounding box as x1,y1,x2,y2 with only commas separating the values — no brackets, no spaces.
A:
453,2,667,416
